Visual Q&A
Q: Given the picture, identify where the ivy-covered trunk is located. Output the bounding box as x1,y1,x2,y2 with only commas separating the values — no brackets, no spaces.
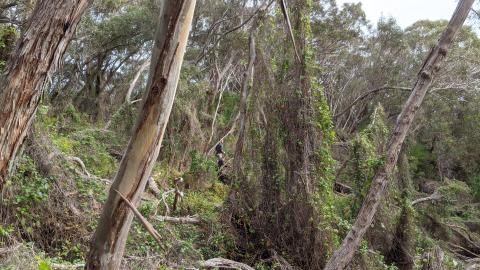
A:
276,0,337,268
85,1,196,269
0,0,91,190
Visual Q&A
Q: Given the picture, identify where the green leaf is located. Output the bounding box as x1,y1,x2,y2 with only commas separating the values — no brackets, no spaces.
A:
38,260,52,270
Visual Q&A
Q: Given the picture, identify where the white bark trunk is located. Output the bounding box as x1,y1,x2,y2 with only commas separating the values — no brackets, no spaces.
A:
85,1,196,269
124,60,150,104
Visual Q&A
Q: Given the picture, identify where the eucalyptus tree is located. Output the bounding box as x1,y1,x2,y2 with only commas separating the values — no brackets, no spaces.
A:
324,1,475,269
86,1,197,268
0,0,92,189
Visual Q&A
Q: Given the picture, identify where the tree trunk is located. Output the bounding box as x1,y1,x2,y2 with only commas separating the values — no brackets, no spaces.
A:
233,30,256,176
231,1,269,176
323,1,474,269
0,0,91,190
85,1,196,269
124,60,150,104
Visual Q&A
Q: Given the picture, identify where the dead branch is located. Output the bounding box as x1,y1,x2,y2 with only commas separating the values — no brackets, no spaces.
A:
411,190,442,206
200,258,255,270
172,177,184,212
66,155,111,184
155,215,201,225
66,156,91,177
114,189,163,246
161,189,175,215
448,242,480,258
279,0,300,62
125,60,150,104
207,112,240,155
51,263,85,269
334,85,411,118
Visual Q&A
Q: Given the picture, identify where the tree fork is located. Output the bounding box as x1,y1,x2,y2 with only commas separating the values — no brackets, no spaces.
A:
323,1,474,269
85,1,196,269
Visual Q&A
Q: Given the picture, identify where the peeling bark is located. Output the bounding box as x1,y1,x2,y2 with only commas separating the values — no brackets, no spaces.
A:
85,1,196,269
0,0,91,189
323,1,474,269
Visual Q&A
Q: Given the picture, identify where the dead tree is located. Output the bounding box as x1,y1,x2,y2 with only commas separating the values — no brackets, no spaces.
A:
323,1,474,269
85,1,196,269
0,0,91,189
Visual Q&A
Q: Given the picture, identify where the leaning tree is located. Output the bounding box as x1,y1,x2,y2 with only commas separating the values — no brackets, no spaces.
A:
324,0,475,269
86,1,197,269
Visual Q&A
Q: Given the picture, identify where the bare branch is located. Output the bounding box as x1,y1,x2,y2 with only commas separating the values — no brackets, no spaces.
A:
411,190,442,206
279,0,301,62
201,258,255,270
155,215,201,225
113,189,164,246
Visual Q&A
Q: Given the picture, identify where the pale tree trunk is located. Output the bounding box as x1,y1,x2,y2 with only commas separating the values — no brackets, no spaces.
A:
0,0,91,189
231,1,270,176
124,60,150,104
233,30,256,176
323,1,474,269
85,1,196,269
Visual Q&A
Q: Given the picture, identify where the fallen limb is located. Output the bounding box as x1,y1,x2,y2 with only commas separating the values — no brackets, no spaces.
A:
200,258,255,270
448,242,480,258
412,190,442,206
51,262,85,269
66,156,91,177
156,215,201,225
66,155,111,184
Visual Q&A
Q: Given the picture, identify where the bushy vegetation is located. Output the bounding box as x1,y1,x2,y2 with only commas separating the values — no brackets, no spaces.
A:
1,0,480,269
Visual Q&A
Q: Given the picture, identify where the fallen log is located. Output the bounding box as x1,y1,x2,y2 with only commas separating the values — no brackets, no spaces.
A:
156,215,201,225
200,258,254,270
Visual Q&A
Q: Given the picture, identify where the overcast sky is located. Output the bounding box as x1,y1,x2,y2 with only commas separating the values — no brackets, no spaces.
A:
336,0,459,29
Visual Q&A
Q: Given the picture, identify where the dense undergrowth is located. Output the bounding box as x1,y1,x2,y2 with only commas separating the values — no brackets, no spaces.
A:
0,101,478,270
0,105,236,270
1,1,480,269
